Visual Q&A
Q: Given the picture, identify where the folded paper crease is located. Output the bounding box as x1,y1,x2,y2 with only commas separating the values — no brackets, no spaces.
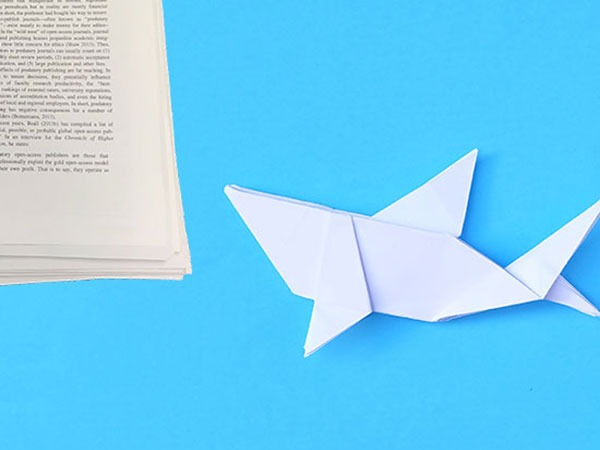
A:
304,213,372,356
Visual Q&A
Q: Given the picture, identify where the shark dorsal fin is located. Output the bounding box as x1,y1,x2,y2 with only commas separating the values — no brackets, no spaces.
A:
373,149,478,237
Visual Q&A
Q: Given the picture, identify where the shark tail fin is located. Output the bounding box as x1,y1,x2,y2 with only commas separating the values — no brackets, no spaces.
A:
546,276,600,317
506,200,600,316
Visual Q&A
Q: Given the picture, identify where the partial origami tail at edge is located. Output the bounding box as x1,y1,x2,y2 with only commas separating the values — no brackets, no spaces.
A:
506,200,600,317
546,276,600,317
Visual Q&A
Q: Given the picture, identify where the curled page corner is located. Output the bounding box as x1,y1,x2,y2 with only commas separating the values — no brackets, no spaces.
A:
225,150,600,356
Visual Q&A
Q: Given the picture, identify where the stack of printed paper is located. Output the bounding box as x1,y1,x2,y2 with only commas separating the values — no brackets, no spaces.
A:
0,0,191,284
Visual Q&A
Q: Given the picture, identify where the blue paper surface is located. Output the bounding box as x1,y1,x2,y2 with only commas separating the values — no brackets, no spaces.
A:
1,1,599,448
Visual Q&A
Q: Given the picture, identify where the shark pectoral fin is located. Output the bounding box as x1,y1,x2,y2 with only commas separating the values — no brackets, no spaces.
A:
304,213,372,357
373,149,478,237
546,275,600,317
304,304,371,357
507,200,600,299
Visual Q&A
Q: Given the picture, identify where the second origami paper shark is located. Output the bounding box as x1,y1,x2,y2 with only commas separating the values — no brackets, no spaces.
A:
226,150,600,356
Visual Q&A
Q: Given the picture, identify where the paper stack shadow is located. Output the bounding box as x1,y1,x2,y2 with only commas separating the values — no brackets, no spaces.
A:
225,150,600,356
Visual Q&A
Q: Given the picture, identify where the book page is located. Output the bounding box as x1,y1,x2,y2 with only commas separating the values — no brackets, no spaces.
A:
0,0,177,257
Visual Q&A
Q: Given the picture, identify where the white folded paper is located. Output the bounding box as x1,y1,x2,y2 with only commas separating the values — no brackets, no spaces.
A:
226,150,599,356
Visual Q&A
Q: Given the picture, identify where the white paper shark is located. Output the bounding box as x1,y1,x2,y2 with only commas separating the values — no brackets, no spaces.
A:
225,150,600,356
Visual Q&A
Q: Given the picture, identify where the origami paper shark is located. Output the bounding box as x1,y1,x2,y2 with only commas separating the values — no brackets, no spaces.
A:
225,150,600,356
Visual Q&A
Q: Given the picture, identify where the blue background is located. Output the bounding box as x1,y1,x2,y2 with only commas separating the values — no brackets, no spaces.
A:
1,1,600,449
